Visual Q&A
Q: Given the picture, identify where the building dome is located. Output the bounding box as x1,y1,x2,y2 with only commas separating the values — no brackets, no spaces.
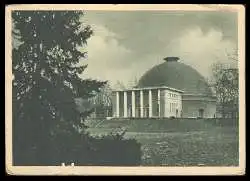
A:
137,57,213,96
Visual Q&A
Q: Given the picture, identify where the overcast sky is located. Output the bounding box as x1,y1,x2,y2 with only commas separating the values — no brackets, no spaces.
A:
78,10,238,88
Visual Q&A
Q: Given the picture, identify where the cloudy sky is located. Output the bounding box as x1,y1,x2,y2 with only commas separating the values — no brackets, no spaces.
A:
79,11,238,88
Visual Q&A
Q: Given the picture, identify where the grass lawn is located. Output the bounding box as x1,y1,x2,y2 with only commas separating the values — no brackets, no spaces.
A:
87,119,239,166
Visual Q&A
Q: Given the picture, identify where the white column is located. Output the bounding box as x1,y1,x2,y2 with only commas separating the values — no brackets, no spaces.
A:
140,90,144,118
158,89,161,117
132,91,136,117
149,89,152,117
124,91,128,118
116,91,119,117
164,90,168,117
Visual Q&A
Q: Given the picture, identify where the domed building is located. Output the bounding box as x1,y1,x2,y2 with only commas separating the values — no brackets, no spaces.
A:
112,57,217,119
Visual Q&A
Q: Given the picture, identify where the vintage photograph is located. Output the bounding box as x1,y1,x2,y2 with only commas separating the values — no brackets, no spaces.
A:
5,4,245,175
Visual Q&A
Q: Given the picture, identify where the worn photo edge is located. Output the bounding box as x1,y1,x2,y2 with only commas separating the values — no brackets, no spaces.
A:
5,4,246,175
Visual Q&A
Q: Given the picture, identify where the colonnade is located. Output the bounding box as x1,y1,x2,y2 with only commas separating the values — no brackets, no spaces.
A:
115,89,161,118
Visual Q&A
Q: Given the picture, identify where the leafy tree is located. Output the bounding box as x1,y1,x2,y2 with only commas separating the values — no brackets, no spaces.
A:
95,83,113,107
210,61,238,118
12,11,106,165
91,83,113,117
75,83,113,118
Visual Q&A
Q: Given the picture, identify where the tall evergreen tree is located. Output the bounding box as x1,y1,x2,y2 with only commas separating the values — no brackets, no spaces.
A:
12,11,106,165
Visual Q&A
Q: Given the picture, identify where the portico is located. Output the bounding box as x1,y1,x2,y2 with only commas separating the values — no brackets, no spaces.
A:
112,86,183,118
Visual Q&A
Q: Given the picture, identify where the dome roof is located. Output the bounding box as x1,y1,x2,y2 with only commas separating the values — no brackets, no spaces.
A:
137,57,213,96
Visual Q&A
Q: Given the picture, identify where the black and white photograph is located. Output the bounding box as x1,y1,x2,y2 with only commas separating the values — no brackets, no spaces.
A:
5,4,245,175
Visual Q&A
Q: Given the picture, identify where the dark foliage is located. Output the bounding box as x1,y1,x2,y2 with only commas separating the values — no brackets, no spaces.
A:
12,11,106,165
12,11,142,166
14,130,142,166
58,133,142,166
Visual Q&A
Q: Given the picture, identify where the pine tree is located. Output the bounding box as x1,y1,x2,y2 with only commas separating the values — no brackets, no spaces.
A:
12,11,106,165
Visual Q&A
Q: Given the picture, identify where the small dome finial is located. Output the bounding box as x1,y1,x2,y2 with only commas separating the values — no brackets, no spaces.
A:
164,57,180,62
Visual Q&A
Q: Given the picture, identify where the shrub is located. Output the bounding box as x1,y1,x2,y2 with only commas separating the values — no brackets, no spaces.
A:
74,128,142,166
17,128,141,166
81,136,142,166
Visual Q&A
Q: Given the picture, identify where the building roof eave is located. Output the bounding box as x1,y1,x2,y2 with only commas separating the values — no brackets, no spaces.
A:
112,86,184,93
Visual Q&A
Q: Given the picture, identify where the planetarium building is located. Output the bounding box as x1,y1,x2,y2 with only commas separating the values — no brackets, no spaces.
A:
112,57,217,119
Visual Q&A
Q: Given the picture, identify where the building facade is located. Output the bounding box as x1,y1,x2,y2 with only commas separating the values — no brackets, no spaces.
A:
181,94,216,118
111,57,217,119
112,86,183,118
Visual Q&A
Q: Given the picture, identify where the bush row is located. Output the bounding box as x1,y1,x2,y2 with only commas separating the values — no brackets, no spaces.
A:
13,132,142,166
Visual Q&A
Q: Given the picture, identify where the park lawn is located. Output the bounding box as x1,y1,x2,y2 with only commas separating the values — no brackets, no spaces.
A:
124,127,238,166
87,119,239,166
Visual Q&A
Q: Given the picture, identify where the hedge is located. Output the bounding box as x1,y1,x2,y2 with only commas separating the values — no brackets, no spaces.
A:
13,132,142,166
